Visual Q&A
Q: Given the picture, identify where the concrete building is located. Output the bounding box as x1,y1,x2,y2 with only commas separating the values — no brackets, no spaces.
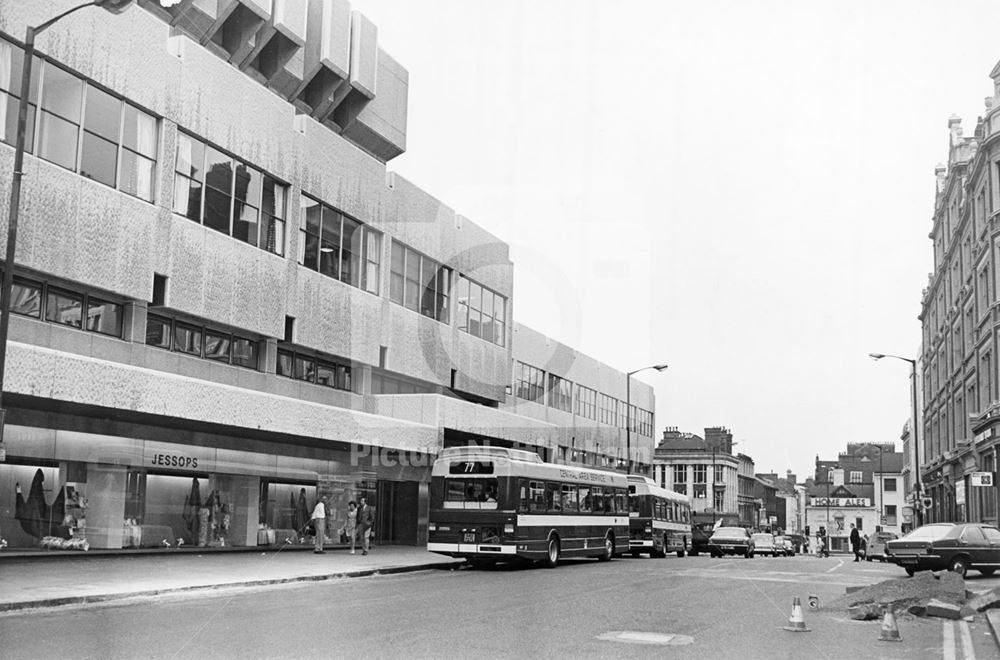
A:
653,426,739,524
0,1,656,553
805,443,905,551
919,68,1000,526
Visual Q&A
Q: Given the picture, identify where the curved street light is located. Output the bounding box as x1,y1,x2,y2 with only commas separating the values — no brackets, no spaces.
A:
625,363,668,474
869,353,922,527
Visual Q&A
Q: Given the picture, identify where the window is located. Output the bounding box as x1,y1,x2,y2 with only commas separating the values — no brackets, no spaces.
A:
693,484,706,499
673,465,686,486
561,484,578,512
850,471,862,484
456,274,505,346
175,133,286,255
885,505,897,525
297,196,380,292
276,348,352,392
515,361,544,402
693,465,707,484
576,385,597,420
526,480,546,513
548,374,573,412
884,478,897,492
714,464,724,484
598,393,618,426
371,372,434,395
714,489,724,511
10,276,123,338
388,241,450,320
0,41,159,202
146,315,258,369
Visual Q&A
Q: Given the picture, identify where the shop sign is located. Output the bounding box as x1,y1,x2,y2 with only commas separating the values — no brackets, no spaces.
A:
809,497,871,507
144,442,215,473
971,472,995,487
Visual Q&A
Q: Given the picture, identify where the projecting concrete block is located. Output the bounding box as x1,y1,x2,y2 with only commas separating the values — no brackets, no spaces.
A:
925,599,963,620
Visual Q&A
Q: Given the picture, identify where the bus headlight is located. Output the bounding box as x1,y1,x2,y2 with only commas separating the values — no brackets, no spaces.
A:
428,523,437,532
644,525,652,534
504,523,515,534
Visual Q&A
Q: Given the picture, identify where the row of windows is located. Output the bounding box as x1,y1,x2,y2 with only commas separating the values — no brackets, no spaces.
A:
175,133,287,256
519,480,628,514
276,348,352,392
298,196,380,293
10,277,123,337
389,241,449,321
146,315,258,369
371,372,434,395
629,495,691,523
0,39,157,202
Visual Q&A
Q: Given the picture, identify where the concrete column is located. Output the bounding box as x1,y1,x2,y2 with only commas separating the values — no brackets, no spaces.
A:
123,301,147,344
260,337,277,374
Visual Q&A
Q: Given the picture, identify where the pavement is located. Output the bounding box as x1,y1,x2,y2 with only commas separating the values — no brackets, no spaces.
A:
0,545,464,613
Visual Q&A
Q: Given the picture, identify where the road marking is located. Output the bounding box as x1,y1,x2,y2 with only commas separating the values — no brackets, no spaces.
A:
958,619,975,660
596,631,694,646
943,621,956,660
825,559,844,573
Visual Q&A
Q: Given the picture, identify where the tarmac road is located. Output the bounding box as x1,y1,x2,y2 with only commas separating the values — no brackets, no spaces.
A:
1,553,997,659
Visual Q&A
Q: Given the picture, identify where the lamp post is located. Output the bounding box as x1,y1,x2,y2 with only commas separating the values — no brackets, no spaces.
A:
0,0,140,444
624,363,668,475
869,353,922,527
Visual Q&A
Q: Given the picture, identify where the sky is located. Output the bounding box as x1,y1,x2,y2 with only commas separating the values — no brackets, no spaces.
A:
350,0,1000,480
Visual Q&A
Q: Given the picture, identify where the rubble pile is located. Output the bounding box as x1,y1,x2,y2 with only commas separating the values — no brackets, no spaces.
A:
824,572,985,620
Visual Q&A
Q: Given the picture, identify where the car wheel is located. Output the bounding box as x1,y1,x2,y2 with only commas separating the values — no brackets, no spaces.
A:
544,537,560,569
690,550,699,557
630,551,640,559
904,567,916,576
949,556,969,578
979,568,996,576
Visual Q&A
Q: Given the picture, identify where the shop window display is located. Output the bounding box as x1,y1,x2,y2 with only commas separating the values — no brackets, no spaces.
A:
137,474,237,548
0,463,89,551
258,481,318,545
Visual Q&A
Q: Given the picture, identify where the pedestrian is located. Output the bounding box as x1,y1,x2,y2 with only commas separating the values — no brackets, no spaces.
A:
311,495,327,554
345,500,358,554
850,523,861,562
357,496,374,556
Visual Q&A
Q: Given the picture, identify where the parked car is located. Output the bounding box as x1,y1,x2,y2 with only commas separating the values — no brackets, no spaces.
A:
785,533,806,553
865,531,898,562
709,527,755,558
773,535,794,556
886,523,1000,578
752,533,780,557
689,523,713,557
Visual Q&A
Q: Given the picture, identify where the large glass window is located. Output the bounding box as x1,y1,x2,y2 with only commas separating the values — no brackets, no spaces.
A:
389,240,450,322
548,374,573,412
0,40,159,202
175,133,286,255
575,385,597,420
298,195,380,293
146,314,258,369
456,274,505,346
515,361,545,402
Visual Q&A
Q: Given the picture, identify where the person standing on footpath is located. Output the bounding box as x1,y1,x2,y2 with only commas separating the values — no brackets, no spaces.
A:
849,523,861,562
311,495,327,554
357,496,374,556
345,501,358,554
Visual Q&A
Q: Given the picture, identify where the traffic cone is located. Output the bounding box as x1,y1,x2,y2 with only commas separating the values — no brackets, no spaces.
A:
783,597,811,632
878,603,902,642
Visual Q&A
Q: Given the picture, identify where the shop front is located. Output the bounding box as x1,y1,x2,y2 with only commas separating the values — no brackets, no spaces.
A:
0,424,431,553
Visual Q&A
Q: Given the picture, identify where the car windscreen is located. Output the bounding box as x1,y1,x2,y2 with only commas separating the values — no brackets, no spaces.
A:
712,527,745,537
902,525,953,541
751,534,772,542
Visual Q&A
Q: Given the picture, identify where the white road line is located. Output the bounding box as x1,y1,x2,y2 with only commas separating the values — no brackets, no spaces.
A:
825,559,844,573
958,619,975,660
943,620,956,660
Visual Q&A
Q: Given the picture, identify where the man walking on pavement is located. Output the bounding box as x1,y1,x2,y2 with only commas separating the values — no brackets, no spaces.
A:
311,495,327,554
850,523,861,562
357,496,374,556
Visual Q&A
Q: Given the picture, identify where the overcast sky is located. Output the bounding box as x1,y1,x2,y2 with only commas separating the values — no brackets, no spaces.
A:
351,0,1000,480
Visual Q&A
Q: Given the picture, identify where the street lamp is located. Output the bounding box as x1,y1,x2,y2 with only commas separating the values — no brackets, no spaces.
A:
869,353,922,527
625,363,668,474
0,0,143,443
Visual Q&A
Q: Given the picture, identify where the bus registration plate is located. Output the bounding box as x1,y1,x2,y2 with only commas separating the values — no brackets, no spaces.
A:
464,533,476,543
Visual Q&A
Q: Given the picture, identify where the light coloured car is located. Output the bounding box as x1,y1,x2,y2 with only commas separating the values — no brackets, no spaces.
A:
751,533,779,557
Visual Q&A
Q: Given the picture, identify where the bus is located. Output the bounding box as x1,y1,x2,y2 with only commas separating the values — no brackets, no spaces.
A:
427,446,630,568
627,475,693,558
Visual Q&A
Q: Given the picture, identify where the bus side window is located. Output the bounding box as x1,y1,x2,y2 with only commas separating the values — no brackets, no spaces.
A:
592,487,605,513
615,490,627,514
605,491,615,514
561,484,578,512
518,479,529,513
579,486,592,513
528,480,546,512
546,482,561,512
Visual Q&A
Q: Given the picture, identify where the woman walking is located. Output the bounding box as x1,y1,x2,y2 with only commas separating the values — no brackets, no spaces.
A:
345,501,358,554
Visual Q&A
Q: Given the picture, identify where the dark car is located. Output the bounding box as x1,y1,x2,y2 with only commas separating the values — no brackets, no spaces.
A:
689,523,714,557
865,531,898,562
708,527,755,558
886,523,1000,578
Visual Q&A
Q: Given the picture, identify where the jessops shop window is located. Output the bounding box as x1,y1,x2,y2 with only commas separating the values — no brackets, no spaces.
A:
174,133,286,255
297,195,381,293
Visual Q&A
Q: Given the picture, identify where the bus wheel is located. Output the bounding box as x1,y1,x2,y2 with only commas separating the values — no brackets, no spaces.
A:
598,535,613,561
677,550,685,558
544,537,560,568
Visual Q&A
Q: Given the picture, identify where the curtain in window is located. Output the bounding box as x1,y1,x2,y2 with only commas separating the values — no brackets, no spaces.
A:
0,41,10,142
132,110,156,198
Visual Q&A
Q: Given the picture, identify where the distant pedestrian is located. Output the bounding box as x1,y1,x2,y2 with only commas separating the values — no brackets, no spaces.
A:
357,496,374,556
311,495,327,554
345,501,358,554
850,523,861,562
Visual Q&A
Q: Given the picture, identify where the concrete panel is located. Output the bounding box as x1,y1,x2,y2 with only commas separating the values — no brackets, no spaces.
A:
341,48,407,161
349,11,377,99
302,0,350,81
272,0,307,45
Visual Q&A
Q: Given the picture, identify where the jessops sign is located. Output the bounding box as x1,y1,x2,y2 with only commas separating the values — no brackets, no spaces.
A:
809,497,871,507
